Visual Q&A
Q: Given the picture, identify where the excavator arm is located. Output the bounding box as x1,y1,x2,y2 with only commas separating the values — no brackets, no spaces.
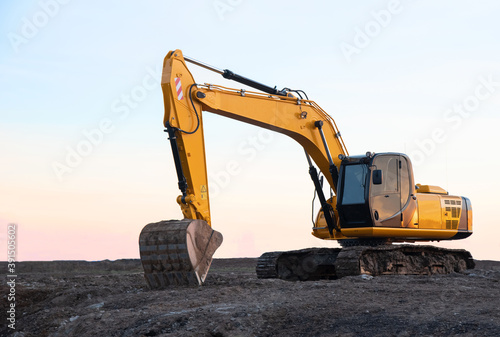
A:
163,49,347,231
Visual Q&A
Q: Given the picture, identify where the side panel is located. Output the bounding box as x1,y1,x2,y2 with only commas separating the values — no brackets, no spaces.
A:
413,193,472,239
416,193,442,229
441,196,463,230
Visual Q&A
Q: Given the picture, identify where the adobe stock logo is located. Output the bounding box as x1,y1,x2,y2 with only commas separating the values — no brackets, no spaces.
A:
409,74,499,166
51,65,161,182
209,129,274,198
213,0,243,21
339,0,405,63
7,0,71,53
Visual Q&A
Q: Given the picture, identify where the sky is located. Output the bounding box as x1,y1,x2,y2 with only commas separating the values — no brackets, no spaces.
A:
1,0,499,261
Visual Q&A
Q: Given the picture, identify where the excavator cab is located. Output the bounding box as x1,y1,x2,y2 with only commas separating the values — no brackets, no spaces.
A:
334,152,472,242
337,153,417,232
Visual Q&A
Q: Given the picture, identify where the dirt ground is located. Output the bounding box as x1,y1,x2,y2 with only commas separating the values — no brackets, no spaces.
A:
1,258,499,337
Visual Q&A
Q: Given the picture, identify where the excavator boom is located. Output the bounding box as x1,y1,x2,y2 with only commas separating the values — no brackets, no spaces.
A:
161,50,348,221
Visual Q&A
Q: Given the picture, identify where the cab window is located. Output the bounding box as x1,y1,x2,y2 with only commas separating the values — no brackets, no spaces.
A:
341,164,368,205
371,156,399,196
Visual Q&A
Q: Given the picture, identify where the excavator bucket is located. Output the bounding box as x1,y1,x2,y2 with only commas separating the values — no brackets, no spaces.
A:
139,219,223,288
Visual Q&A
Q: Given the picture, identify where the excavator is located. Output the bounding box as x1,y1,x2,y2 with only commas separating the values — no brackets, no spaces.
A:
139,49,474,288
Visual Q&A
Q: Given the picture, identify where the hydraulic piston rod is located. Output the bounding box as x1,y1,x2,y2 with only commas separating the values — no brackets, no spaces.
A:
184,55,288,96
315,121,339,190
305,150,337,235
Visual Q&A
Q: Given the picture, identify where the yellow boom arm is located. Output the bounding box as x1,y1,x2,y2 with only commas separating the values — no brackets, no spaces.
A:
161,50,347,227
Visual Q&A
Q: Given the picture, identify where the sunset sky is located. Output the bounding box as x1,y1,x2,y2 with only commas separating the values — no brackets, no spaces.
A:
1,1,500,262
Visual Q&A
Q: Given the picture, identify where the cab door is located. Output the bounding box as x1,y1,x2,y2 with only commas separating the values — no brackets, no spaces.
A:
370,155,401,226
370,154,416,228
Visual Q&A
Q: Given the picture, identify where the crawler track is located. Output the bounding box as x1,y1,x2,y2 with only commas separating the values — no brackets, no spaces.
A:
257,245,475,281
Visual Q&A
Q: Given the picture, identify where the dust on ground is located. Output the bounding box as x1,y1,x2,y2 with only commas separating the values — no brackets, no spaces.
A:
1,258,499,337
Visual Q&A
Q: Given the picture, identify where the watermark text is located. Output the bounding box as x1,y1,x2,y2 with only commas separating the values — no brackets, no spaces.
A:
6,224,17,330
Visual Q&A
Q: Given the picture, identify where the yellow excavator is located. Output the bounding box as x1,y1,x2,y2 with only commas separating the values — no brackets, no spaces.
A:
139,50,474,288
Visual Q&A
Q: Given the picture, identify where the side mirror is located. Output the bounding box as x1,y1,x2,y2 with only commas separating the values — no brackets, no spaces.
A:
373,170,383,185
